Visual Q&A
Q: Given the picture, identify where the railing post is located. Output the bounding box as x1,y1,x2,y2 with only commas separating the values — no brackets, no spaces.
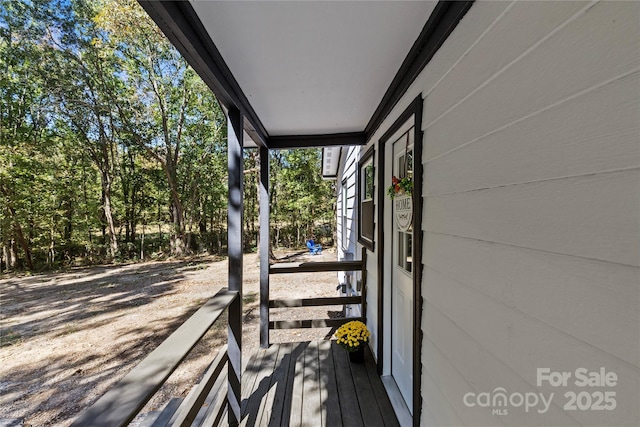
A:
227,108,243,426
361,247,367,324
259,146,270,348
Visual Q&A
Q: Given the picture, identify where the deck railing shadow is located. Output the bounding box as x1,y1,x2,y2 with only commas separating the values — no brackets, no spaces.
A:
240,340,399,427
70,288,240,427
240,342,307,427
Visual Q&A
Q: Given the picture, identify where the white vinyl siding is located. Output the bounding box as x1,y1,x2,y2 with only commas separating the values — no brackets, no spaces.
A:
365,1,639,425
336,146,365,318
337,147,358,258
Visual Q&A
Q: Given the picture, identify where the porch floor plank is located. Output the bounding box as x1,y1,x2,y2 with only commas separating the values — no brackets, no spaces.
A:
301,340,321,426
240,350,263,414
288,342,306,426
331,342,364,427
277,342,307,427
241,340,399,427
363,349,400,427
347,349,385,427
317,340,342,427
254,342,292,426
241,343,280,427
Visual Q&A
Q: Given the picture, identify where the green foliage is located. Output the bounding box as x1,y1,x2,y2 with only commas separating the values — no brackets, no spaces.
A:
269,149,336,248
0,0,335,271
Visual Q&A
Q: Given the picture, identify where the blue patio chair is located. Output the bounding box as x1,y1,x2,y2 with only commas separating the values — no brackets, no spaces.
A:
306,239,322,255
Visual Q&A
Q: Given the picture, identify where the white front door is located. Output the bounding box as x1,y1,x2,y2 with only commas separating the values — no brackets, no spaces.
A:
391,130,414,412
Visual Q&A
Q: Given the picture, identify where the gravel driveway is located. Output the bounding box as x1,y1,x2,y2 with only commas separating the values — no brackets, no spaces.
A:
0,249,342,426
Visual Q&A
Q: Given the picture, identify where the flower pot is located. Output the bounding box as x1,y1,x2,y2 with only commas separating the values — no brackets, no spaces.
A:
348,346,365,363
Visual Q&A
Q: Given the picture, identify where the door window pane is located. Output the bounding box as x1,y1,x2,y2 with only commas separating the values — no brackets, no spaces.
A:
397,230,412,273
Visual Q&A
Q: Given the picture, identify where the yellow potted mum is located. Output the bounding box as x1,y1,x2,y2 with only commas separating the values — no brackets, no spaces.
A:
335,320,370,363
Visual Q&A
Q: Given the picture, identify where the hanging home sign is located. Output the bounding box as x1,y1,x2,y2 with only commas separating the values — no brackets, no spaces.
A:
394,194,413,231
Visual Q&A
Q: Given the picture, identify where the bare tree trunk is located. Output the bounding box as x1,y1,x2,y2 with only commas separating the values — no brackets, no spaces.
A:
9,239,17,270
1,242,5,274
63,198,73,241
3,200,33,270
100,170,118,258
170,200,185,256
130,187,137,242
140,222,145,260
218,216,224,254
82,161,91,245
13,222,33,270
48,225,55,266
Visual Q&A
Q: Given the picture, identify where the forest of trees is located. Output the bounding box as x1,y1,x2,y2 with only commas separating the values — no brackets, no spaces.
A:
0,0,335,272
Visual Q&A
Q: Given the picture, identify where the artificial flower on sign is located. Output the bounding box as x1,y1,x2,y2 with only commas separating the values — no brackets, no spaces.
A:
387,175,413,199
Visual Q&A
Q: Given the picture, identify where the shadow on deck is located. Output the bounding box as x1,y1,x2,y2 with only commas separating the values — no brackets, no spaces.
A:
240,340,399,427
71,289,395,427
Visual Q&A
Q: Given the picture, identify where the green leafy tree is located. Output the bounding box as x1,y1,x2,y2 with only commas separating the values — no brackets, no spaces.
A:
40,0,126,257
0,0,57,269
93,0,227,255
270,149,335,247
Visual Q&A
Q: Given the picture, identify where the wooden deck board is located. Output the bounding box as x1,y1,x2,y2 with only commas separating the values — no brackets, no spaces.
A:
288,342,306,426
348,350,385,427
239,341,397,427
301,341,321,426
196,373,227,427
241,344,280,427
331,343,364,427
363,349,400,427
241,350,263,415
278,342,307,427
317,340,342,427
255,342,291,426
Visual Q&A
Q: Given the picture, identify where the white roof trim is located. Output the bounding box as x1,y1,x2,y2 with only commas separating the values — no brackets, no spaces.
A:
322,146,342,179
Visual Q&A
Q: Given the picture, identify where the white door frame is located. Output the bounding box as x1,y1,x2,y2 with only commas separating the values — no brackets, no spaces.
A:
377,95,424,427
382,121,414,413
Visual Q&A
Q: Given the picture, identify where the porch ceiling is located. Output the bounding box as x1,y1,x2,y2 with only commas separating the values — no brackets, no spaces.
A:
190,1,437,140
140,1,474,148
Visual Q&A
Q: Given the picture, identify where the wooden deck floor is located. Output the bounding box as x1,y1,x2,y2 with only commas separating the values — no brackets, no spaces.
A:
240,340,400,427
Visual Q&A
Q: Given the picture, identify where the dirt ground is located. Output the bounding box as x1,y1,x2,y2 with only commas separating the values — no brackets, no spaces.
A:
0,249,343,426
